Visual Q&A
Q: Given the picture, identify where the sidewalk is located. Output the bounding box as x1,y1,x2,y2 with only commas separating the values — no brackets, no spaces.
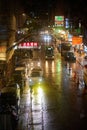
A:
75,51,85,67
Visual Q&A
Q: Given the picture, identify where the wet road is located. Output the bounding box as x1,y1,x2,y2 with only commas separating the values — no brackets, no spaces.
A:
16,50,87,130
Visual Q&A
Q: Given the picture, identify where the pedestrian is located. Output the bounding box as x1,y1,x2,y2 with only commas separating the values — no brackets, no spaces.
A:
76,76,79,88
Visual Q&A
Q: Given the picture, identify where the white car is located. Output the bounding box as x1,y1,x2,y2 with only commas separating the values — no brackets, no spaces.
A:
31,67,43,76
30,58,42,68
29,70,43,86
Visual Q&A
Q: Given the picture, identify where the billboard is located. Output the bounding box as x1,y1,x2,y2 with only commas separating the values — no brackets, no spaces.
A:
72,36,83,45
55,16,64,26
18,42,38,49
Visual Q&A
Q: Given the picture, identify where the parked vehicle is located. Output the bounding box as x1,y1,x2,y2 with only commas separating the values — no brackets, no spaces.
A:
0,104,19,130
0,85,20,113
0,84,20,129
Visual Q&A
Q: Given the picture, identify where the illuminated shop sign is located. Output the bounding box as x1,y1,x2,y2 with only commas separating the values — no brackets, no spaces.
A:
84,46,87,52
18,42,38,48
72,36,83,45
55,16,64,26
65,18,69,28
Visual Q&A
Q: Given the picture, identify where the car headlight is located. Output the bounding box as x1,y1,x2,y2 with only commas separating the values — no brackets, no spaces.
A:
29,78,32,82
38,62,41,66
39,78,43,82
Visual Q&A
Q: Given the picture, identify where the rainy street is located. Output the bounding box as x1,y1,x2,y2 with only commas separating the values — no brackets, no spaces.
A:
1,1,87,130
16,49,87,130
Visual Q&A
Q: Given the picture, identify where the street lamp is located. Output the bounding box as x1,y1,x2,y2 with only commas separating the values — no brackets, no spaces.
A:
44,34,51,45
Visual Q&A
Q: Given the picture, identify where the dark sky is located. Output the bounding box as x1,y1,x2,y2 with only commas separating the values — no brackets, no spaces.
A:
21,0,87,16
0,0,87,21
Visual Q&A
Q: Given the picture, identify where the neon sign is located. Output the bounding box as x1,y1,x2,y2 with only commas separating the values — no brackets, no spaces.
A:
55,16,64,26
18,42,38,48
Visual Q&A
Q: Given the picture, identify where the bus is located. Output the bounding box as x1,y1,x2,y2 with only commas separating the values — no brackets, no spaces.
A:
60,42,72,56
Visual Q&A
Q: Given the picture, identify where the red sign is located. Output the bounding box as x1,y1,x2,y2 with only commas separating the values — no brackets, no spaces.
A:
18,42,38,48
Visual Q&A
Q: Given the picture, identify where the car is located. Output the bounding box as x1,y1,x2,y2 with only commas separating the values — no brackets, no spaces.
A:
29,70,43,86
0,91,19,130
30,58,42,68
0,85,20,120
45,46,54,60
30,67,43,76
64,51,76,62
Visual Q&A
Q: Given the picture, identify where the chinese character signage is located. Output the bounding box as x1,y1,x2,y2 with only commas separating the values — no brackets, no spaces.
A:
18,42,38,48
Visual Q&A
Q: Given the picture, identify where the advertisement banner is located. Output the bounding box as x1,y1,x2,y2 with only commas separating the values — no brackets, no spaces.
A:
55,16,64,26
72,36,83,45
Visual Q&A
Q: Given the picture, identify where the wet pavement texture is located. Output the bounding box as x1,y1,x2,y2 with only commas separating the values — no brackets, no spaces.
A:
1,50,87,130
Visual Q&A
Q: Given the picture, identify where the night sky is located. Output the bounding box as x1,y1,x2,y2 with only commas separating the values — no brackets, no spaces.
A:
0,0,87,24
21,0,87,17
0,0,87,17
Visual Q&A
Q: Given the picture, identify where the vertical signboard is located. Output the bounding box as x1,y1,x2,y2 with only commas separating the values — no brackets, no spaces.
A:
65,18,69,29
